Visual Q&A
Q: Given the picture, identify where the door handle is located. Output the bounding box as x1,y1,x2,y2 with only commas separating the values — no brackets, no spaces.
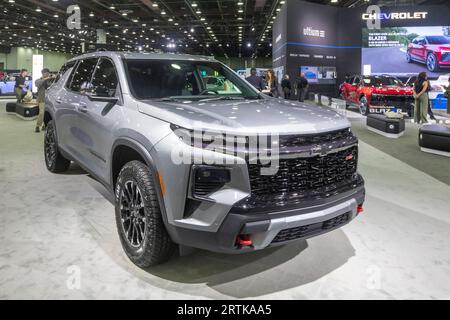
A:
56,99,62,104
77,105,88,113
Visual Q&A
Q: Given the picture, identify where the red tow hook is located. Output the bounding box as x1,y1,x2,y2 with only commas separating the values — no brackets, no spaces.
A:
357,205,364,214
237,235,253,247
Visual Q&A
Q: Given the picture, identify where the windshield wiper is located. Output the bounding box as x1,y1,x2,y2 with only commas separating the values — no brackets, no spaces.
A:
157,97,189,102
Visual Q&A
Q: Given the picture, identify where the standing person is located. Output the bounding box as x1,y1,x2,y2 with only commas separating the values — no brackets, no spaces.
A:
281,75,292,100
413,72,430,124
245,68,264,91
266,69,279,98
443,76,450,114
35,68,53,133
295,72,309,102
14,69,28,103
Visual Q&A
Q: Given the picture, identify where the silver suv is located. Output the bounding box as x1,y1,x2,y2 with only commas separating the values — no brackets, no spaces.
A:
44,52,365,267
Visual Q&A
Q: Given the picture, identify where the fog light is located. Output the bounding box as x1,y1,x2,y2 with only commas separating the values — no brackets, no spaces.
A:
192,166,231,200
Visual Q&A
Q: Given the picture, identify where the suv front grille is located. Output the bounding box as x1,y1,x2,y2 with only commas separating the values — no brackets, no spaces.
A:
238,146,360,211
279,129,353,149
371,94,414,107
272,212,351,243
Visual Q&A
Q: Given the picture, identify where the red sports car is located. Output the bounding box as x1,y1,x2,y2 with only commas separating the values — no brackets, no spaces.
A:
406,35,450,72
340,75,415,116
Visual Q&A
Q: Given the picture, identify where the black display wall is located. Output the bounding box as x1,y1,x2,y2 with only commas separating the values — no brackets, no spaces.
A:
274,0,450,98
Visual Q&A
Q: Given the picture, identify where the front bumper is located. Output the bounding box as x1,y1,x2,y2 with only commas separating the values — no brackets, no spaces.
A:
166,183,365,254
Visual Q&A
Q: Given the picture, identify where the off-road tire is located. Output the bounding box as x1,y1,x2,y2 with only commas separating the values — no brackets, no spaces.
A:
44,120,71,173
115,161,175,267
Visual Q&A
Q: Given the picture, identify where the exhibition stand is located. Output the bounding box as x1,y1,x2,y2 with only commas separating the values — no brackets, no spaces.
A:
273,1,450,99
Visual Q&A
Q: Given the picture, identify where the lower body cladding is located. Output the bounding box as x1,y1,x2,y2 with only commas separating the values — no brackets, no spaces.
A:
165,186,366,254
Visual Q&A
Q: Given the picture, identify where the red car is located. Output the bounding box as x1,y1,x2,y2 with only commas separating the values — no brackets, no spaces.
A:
407,35,450,72
340,75,415,116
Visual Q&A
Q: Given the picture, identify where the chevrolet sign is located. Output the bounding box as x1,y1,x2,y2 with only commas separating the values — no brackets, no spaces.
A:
362,12,428,20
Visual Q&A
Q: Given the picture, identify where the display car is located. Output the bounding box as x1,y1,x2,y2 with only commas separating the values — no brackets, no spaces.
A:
406,35,450,72
43,52,365,267
340,75,415,116
0,73,33,96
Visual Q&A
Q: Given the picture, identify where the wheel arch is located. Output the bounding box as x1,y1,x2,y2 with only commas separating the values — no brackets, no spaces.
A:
110,138,156,189
110,137,171,234
44,110,53,126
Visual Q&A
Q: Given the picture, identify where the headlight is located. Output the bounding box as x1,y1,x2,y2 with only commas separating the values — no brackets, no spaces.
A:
170,124,222,149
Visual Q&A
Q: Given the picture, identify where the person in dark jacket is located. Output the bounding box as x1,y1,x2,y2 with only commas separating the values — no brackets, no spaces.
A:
14,69,28,103
245,68,264,91
265,69,279,98
35,68,53,133
295,72,309,102
281,75,292,100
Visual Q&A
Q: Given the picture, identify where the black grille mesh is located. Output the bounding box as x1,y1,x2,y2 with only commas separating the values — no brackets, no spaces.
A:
279,129,353,149
272,212,350,243
246,146,358,207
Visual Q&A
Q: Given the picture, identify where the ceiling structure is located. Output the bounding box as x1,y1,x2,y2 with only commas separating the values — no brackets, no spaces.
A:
0,0,447,58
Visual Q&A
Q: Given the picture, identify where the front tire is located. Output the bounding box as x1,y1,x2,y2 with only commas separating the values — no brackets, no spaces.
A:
44,120,71,173
115,161,175,267
427,53,439,72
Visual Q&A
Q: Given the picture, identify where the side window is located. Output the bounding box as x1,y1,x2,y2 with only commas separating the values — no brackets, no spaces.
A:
54,61,76,84
91,58,119,97
352,76,360,86
68,58,98,93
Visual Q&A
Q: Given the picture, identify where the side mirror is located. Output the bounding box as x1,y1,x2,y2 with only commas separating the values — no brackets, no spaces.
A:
85,87,119,103
85,91,118,103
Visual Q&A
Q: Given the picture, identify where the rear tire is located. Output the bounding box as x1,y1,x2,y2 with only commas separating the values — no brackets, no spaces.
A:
44,120,71,173
115,161,175,267
406,51,412,63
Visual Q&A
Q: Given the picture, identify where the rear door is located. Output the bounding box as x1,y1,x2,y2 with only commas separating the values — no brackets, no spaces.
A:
61,57,99,164
348,76,361,103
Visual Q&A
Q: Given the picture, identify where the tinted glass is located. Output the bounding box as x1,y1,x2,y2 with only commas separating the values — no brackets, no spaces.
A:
91,58,119,97
55,61,76,84
363,76,403,87
69,58,98,92
426,36,450,45
124,59,257,100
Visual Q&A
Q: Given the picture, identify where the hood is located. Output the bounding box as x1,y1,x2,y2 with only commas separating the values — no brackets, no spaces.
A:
137,98,350,135
372,85,413,95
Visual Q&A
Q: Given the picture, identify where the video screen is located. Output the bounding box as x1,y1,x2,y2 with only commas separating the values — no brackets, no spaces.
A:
362,26,450,78
300,66,337,85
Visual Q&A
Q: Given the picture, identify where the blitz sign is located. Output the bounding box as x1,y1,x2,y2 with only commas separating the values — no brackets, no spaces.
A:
362,12,428,20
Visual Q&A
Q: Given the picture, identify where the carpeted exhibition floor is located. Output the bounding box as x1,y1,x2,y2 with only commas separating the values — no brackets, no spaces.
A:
0,99,449,299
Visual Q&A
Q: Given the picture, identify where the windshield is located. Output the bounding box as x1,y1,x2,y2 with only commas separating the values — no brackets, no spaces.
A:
124,59,260,100
426,36,450,45
363,76,403,87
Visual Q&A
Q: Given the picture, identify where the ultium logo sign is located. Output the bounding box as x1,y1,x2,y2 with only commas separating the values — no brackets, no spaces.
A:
303,27,325,38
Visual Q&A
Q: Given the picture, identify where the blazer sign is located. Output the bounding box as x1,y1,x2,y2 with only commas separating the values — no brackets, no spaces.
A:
362,11,428,20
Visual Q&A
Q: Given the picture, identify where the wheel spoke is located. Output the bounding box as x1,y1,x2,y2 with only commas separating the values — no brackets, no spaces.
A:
119,180,147,248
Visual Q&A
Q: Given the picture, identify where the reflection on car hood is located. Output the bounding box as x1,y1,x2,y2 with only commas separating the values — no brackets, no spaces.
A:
137,98,350,135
